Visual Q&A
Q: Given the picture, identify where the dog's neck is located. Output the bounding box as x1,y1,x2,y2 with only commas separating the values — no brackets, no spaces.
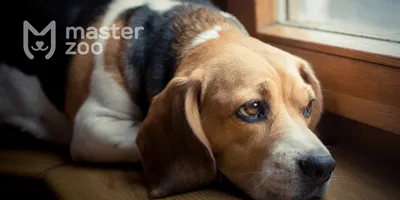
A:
124,5,247,115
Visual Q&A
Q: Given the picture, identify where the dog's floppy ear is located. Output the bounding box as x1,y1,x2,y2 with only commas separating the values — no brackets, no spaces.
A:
136,77,216,198
299,61,323,131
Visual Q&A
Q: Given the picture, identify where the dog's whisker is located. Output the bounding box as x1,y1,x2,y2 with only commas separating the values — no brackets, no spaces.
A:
325,146,337,152
249,172,274,195
236,171,270,177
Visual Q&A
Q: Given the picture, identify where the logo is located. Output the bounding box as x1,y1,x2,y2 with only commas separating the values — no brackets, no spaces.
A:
22,20,144,58
23,20,56,59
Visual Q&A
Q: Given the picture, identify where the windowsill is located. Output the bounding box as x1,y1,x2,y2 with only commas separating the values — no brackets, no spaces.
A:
257,24,400,68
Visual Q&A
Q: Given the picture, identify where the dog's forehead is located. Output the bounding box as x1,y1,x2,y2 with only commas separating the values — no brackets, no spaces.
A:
212,38,303,83
201,32,302,72
180,30,305,90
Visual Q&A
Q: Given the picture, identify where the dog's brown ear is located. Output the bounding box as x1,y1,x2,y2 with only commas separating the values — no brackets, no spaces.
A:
136,78,216,199
299,62,323,131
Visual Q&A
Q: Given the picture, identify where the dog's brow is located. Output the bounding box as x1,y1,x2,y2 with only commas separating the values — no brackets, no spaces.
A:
306,87,315,100
258,83,269,94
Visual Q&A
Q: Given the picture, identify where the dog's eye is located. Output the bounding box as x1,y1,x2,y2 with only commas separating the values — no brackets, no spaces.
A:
236,100,269,123
303,99,316,119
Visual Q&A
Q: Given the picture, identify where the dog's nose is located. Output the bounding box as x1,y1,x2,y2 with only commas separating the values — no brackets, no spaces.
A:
299,150,336,184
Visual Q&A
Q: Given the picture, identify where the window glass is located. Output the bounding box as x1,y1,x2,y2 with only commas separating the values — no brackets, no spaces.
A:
285,0,400,41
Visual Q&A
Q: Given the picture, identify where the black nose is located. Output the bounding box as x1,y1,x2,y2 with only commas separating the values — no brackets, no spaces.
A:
299,151,336,184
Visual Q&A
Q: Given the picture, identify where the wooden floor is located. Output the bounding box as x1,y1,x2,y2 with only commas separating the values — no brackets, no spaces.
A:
322,146,400,200
1,124,400,200
1,145,400,200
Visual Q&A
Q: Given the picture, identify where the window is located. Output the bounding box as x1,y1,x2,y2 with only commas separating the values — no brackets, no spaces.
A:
278,0,400,42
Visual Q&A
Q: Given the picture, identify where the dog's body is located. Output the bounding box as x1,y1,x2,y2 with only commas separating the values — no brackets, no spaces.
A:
1,0,242,158
0,0,335,199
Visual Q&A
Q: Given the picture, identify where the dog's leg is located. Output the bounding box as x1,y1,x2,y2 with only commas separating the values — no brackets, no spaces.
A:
70,98,142,163
69,60,143,163
68,48,143,163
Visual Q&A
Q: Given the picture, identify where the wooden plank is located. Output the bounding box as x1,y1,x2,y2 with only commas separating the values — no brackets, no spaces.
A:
0,150,65,177
227,0,257,35
323,91,400,134
255,0,276,30
227,0,276,36
43,165,243,200
258,25,400,68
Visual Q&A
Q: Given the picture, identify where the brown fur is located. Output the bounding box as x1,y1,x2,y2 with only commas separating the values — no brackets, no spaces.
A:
64,31,95,119
103,18,130,91
137,29,323,197
136,78,216,198
173,8,241,58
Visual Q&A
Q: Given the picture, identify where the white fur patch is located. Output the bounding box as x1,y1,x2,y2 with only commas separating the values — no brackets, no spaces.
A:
148,0,182,13
272,110,327,155
70,0,144,163
191,25,222,48
219,11,249,36
219,11,232,19
0,64,72,146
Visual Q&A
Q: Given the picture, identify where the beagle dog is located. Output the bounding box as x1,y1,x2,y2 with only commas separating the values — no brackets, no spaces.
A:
0,0,335,199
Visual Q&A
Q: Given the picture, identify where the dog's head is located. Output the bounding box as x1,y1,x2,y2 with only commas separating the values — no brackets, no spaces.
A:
136,30,335,200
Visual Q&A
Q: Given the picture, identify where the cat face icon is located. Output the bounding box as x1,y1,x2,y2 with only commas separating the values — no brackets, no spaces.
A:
31,41,49,51
23,20,56,59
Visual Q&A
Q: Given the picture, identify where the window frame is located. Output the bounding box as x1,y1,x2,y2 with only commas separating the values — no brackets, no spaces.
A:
279,0,400,42
227,0,400,68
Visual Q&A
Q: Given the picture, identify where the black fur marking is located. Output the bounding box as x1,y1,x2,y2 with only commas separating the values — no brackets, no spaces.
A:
0,0,112,111
125,0,221,115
